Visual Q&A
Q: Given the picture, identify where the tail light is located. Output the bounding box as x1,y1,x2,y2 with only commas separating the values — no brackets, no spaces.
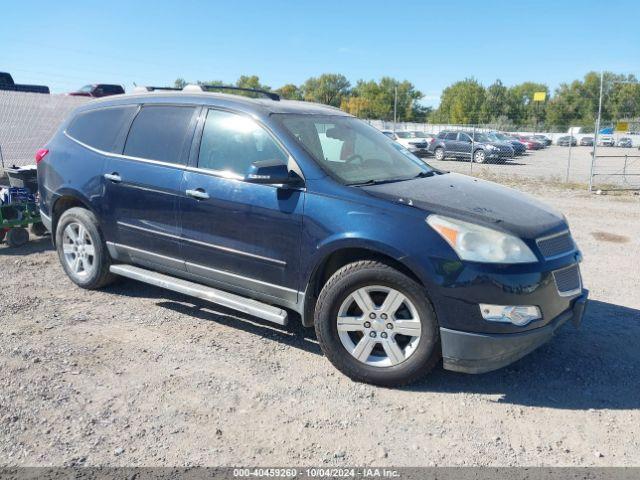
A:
35,148,49,164
429,138,436,144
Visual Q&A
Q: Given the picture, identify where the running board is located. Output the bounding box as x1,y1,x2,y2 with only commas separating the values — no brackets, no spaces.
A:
109,264,288,325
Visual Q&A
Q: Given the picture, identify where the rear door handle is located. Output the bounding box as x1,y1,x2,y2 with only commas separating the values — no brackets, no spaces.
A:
104,172,122,183
186,188,210,200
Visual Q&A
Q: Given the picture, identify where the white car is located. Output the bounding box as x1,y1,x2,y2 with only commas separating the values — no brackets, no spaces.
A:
381,130,431,156
598,135,615,147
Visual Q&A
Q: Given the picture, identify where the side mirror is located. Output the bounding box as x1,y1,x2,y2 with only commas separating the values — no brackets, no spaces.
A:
245,160,302,186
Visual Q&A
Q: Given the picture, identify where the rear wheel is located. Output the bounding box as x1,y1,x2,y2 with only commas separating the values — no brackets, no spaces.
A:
434,147,445,161
314,260,440,387
6,228,29,247
55,207,116,289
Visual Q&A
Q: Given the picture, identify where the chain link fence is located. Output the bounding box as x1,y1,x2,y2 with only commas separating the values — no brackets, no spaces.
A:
1,90,639,190
0,91,89,171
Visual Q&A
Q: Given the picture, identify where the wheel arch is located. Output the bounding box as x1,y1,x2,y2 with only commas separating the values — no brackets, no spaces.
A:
50,189,97,246
301,242,425,327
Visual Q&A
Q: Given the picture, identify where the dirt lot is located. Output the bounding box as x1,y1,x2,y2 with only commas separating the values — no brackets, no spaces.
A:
1,181,639,467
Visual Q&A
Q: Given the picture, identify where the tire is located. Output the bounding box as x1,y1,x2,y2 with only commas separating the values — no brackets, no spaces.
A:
434,147,445,161
473,149,486,163
6,228,29,247
55,207,116,289
314,260,440,387
30,221,48,237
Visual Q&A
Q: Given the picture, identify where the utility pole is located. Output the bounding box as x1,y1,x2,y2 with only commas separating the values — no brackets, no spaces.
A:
589,71,604,191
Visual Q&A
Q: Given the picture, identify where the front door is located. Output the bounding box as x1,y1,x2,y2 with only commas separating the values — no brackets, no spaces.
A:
103,104,199,273
179,108,304,304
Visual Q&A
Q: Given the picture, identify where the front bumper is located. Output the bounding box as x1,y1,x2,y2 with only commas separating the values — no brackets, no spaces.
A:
440,290,588,373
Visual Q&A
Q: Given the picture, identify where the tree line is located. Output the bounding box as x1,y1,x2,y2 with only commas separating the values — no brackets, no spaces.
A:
174,71,640,131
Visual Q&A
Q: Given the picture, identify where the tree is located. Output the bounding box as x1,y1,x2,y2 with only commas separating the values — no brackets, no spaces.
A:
431,79,485,124
302,74,351,107
345,77,423,121
507,82,549,128
174,78,187,89
276,84,303,100
480,79,510,124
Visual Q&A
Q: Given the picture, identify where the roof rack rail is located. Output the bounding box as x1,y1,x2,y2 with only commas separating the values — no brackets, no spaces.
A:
183,84,280,101
132,86,182,93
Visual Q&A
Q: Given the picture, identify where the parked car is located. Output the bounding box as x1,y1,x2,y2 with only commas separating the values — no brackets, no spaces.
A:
531,135,552,147
37,86,587,387
486,132,527,156
0,72,49,94
515,136,544,150
428,131,514,163
68,84,125,98
617,137,633,148
579,136,594,146
391,131,431,156
557,136,577,147
598,135,615,147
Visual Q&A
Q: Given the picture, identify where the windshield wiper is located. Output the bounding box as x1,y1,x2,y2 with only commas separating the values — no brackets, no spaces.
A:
413,170,436,179
347,177,409,187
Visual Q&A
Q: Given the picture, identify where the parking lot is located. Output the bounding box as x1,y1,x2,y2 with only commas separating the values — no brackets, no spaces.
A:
424,145,640,188
1,179,639,467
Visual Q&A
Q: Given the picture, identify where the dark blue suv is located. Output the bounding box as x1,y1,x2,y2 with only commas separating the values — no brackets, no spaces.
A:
37,86,588,386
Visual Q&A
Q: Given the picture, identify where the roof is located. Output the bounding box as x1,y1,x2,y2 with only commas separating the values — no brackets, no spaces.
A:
80,90,351,118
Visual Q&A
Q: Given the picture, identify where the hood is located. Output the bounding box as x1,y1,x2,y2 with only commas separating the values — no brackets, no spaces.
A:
361,173,565,239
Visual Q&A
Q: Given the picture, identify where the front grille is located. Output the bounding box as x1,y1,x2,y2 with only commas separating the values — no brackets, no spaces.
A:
410,142,428,148
537,231,575,259
553,264,582,297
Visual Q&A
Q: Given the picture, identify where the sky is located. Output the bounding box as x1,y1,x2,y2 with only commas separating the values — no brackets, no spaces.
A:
2,0,639,107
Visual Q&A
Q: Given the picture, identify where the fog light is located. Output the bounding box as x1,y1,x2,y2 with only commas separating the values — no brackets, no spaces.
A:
479,304,541,326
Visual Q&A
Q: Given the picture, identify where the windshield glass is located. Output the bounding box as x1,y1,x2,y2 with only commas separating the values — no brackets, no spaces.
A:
276,115,434,185
472,133,491,142
79,85,93,93
410,131,428,138
394,131,411,139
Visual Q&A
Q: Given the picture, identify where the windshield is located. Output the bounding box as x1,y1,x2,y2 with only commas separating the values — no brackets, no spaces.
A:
79,85,93,93
394,131,411,139
276,115,434,185
472,133,491,142
410,131,428,138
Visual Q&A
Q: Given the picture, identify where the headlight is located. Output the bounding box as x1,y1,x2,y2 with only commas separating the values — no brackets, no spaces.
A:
486,144,498,151
426,214,537,263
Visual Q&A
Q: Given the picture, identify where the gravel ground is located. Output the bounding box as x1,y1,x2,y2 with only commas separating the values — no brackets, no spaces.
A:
1,182,639,467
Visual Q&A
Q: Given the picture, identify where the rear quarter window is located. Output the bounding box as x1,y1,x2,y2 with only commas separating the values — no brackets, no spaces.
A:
66,106,138,153
123,105,197,164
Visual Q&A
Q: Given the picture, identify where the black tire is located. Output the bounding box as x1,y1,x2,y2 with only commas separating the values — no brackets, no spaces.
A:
6,227,29,247
314,260,440,387
30,221,48,237
55,207,116,289
434,147,445,161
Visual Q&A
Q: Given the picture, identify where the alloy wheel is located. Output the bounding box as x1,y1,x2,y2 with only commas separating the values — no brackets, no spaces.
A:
336,286,422,367
62,222,96,279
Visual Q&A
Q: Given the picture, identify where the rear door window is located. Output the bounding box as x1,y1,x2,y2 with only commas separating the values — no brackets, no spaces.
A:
445,132,458,140
197,109,288,177
66,106,138,153
124,105,197,164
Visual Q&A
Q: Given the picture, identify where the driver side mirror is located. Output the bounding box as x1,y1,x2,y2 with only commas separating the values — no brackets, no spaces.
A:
244,160,303,187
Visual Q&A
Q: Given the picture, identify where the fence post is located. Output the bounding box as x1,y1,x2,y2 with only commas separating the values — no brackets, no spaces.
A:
470,126,475,174
623,154,628,183
565,135,573,182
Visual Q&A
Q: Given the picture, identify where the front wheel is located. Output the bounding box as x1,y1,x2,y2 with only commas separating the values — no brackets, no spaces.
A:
473,149,486,163
55,207,116,289
314,260,440,387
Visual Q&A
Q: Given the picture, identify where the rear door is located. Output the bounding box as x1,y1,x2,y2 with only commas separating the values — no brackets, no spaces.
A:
103,104,199,273
444,131,459,153
178,108,304,304
457,132,473,157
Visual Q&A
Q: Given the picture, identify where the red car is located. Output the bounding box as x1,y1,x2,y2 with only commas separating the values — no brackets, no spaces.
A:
515,136,544,150
68,84,124,98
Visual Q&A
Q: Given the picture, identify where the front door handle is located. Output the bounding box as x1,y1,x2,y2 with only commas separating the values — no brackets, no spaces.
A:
104,172,122,183
186,188,210,200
